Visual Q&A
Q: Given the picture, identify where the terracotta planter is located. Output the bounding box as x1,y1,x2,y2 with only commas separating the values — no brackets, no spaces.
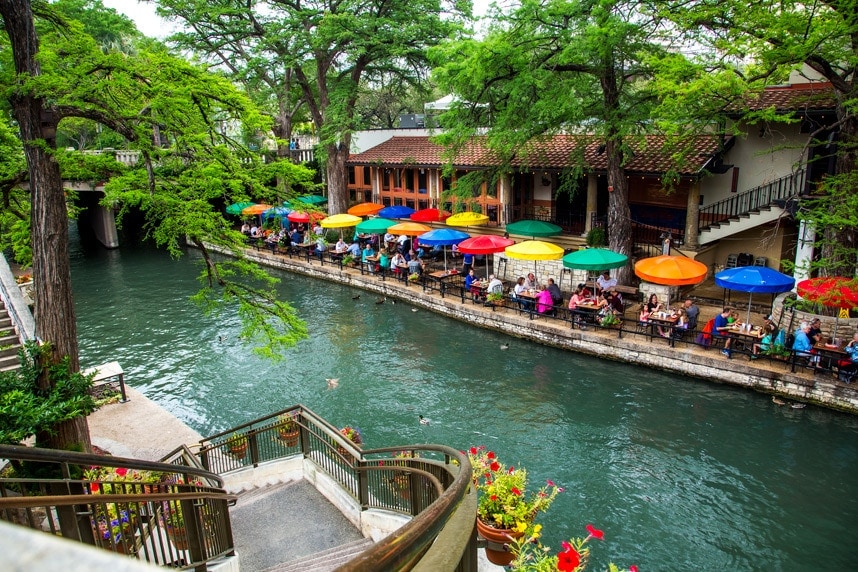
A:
228,442,248,458
278,428,300,447
476,518,524,566
169,525,190,550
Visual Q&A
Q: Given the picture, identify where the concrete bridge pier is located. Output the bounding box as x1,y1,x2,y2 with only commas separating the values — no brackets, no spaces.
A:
89,202,119,248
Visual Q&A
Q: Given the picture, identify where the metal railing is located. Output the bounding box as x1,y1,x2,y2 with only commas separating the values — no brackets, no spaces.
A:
0,444,235,570
504,205,587,234
0,253,35,343
197,405,476,571
698,169,805,231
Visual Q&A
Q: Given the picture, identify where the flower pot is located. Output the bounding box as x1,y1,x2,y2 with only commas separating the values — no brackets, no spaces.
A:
169,525,190,550
278,428,300,447
476,518,524,566
228,442,248,458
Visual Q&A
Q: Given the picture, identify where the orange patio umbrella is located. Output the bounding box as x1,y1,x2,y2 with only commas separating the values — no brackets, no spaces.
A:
241,203,273,216
347,202,385,216
634,255,708,286
387,222,432,236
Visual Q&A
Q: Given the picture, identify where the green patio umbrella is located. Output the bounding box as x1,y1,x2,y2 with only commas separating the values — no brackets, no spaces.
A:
356,217,396,234
505,219,563,238
226,201,256,216
296,194,328,206
562,247,629,292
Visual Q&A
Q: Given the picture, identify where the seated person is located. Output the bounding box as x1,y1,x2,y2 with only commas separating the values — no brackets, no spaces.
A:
751,323,777,359
464,269,480,299
714,307,734,356
334,238,348,253
536,287,555,315
675,308,689,329
808,318,823,345
645,293,662,314
240,222,251,235
487,274,503,296
792,321,818,363
345,241,361,257
313,237,327,258
568,287,586,310
579,283,593,298
638,304,652,322
377,250,390,273
383,231,396,245
547,278,563,306
290,228,303,247
265,231,280,252
390,251,406,275
361,244,375,271
524,273,540,290
839,333,858,382
606,290,624,315
513,277,530,309
683,299,700,330
407,256,424,276
596,270,617,294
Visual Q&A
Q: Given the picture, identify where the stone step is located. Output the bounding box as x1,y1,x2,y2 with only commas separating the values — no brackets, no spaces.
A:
0,344,21,358
261,537,375,572
0,354,20,370
0,317,12,330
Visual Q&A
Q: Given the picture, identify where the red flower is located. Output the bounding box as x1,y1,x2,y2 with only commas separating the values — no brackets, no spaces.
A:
115,467,128,477
489,461,500,472
490,494,497,501
630,566,639,572
90,483,100,493
547,479,555,486
487,451,495,459
585,523,605,540
557,544,581,571
511,487,521,496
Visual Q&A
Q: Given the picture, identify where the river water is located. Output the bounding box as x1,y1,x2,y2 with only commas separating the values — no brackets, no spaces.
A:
69,226,858,571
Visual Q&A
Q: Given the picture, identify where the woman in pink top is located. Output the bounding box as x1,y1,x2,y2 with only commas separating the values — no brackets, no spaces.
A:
567,287,586,310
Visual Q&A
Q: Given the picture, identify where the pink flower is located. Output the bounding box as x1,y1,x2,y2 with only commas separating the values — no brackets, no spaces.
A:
586,523,605,540
547,479,555,486
630,566,639,572
115,467,128,477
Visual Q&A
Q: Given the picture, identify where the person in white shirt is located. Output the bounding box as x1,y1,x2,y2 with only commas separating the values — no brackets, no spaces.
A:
596,271,617,293
487,274,504,295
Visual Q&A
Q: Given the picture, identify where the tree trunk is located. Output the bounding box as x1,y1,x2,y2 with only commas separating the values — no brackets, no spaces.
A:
605,143,633,285
0,0,90,452
325,140,350,215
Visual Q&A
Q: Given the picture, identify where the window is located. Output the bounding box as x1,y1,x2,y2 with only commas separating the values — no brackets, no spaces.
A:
363,167,371,186
348,167,356,185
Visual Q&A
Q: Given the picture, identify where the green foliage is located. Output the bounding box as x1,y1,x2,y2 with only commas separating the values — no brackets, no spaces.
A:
585,227,607,248
0,341,97,444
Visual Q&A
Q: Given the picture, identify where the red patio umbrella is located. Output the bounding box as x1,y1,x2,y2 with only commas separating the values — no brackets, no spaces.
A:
287,211,324,224
457,235,515,277
797,276,858,340
410,208,451,223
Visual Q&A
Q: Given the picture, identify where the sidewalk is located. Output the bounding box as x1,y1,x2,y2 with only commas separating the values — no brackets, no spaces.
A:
88,385,203,461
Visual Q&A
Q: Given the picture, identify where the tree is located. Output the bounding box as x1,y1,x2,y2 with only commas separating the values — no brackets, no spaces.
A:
431,0,680,284
662,0,858,276
156,0,470,214
0,0,313,451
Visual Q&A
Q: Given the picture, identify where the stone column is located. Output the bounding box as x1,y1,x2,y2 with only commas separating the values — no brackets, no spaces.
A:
499,174,511,225
90,202,119,249
793,220,815,285
585,175,597,234
684,180,700,249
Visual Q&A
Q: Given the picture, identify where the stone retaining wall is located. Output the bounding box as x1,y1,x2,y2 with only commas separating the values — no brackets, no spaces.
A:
218,245,858,414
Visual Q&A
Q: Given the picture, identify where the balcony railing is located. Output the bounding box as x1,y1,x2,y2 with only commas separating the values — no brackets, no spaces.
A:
698,169,805,231
0,444,235,570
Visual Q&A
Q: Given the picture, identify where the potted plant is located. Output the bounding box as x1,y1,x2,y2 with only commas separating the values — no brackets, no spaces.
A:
599,312,621,328
585,227,607,248
92,503,136,553
510,523,639,572
163,503,190,550
226,432,248,458
763,344,791,361
277,412,300,446
337,425,362,455
342,254,355,266
391,450,420,494
468,446,561,566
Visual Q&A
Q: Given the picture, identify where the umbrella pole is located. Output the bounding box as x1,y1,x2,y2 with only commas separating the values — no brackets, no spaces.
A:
444,247,448,271
485,255,490,279
747,292,753,325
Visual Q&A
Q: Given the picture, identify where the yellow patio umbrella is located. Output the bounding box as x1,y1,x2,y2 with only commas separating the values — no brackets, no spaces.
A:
446,211,490,227
504,240,565,276
321,213,363,240
320,214,362,228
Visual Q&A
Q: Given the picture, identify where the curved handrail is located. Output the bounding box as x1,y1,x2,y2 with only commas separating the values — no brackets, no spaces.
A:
198,405,476,571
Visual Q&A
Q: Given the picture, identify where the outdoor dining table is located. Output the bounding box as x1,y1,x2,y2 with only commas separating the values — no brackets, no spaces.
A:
573,303,602,324
646,312,680,342
811,340,849,375
427,269,463,297
726,324,764,353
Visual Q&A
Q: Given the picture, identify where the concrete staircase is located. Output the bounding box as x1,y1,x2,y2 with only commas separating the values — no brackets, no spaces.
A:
228,479,369,572
698,203,784,246
0,303,21,372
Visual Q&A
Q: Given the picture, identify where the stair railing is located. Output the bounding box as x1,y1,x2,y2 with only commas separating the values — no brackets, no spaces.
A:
0,444,235,571
698,169,805,232
198,404,477,571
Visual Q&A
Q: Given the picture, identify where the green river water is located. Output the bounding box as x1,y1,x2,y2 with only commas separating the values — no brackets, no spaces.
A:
69,226,858,571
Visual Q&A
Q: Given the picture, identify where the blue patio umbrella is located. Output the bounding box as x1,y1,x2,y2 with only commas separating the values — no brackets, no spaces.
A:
262,206,293,224
378,205,416,219
714,265,795,323
417,228,470,271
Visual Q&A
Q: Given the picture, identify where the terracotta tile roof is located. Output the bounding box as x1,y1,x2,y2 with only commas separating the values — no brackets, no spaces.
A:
348,134,726,176
741,82,836,113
